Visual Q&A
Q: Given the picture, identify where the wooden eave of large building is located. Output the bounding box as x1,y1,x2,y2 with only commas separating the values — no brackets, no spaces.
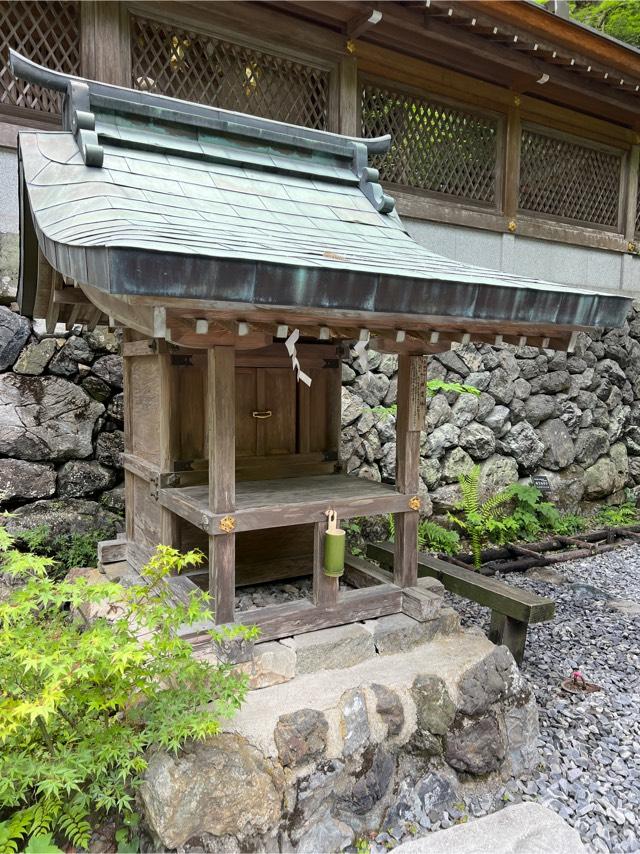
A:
263,0,640,129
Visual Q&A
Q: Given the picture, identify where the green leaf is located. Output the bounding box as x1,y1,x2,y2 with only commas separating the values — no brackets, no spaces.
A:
24,834,63,853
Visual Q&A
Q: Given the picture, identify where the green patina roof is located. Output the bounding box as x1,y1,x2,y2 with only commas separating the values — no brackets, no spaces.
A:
11,50,631,331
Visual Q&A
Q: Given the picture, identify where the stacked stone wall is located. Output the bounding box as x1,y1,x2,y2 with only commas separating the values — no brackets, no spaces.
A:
2,301,640,535
0,306,124,538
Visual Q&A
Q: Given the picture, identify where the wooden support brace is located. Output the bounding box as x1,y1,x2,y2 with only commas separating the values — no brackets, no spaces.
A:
488,612,528,665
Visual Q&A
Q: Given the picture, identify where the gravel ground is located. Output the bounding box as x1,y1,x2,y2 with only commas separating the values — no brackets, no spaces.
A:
438,545,640,853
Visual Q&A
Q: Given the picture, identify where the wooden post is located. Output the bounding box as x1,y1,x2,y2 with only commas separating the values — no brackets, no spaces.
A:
393,355,426,588
123,330,134,545
312,517,339,606
158,352,178,547
502,100,521,223
623,144,640,243
208,347,236,624
338,55,359,136
80,1,130,86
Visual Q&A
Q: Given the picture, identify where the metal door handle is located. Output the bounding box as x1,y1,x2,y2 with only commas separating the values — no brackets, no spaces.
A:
252,410,272,419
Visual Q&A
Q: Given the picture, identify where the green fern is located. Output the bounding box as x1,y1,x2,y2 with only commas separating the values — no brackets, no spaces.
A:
57,799,91,849
448,466,515,568
0,810,32,854
417,520,460,556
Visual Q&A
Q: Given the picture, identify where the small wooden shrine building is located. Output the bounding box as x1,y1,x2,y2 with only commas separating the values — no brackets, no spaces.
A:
11,51,631,642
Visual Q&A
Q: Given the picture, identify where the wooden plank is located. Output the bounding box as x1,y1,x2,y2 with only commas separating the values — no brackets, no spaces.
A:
207,346,236,624
338,55,359,136
344,552,392,587
159,475,412,535
393,355,423,589
312,518,338,606
368,542,555,624
97,538,128,565
182,585,403,646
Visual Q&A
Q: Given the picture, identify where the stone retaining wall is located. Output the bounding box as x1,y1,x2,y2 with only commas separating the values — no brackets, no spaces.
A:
0,306,124,538
2,301,640,535
343,303,640,516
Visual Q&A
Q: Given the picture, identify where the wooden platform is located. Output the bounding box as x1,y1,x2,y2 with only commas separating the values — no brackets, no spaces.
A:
159,473,412,534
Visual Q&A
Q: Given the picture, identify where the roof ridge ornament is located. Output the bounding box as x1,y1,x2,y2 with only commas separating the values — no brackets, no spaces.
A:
352,142,395,213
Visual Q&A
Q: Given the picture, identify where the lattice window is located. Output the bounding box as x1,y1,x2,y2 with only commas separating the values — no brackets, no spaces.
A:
0,1,80,113
131,16,330,130
519,128,622,229
360,82,499,206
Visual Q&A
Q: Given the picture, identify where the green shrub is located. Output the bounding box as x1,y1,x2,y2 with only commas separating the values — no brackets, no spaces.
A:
417,519,460,556
0,532,255,852
14,525,112,577
596,500,638,528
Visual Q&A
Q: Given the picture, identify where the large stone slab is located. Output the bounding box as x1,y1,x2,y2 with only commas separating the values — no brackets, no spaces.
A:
0,306,30,369
0,374,103,461
392,802,586,853
282,623,375,674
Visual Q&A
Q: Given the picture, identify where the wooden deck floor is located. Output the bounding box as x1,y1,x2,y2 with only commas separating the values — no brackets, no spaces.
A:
159,473,412,534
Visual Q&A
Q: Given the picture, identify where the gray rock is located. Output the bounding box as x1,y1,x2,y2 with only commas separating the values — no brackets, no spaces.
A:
531,370,571,394
58,460,116,498
84,328,119,354
95,431,124,469
441,447,474,483
412,674,456,736
351,372,390,407
296,811,353,853
426,395,452,431
558,400,582,437
372,684,404,737
459,422,495,461
527,465,585,513
0,459,56,505
341,688,370,755
430,484,462,515
139,734,284,850
283,623,375,674
524,394,556,427
513,378,531,400
476,391,495,421
451,393,479,428
574,428,609,468
484,405,510,435
478,455,519,498
505,697,540,775
420,458,441,491
608,404,630,443
3,498,122,539
537,418,575,470
435,350,470,377
457,646,517,716
465,370,491,392
445,711,506,775
274,708,328,767
107,392,124,423
341,746,395,815
378,353,398,377
583,456,619,500
596,358,627,388
426,424,460,459
607,598,640,616
366,613,437,655
342,386,363,425
12,338,57,375
100,485,125,514
488,368,515,405
0,375,103,461
342,362,356,383
499,422,545,471
91,354,123,389
81,374,112,402
0,307,30,369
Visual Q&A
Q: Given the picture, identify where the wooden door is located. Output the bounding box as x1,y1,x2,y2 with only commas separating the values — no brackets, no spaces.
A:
235,367,296,458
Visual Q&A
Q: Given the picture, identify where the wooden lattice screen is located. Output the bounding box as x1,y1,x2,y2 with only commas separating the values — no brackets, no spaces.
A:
360,81,500,206
130,16,330,130
519,128,622,229
0,0,80,114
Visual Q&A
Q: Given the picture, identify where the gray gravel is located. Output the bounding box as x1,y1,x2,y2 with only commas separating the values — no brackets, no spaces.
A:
442,545,640,853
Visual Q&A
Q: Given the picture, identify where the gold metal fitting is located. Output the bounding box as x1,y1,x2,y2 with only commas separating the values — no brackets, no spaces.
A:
409,496,421,511
346,39,356,54
628,241,637,253
219,515,236,534
514,95,521,107
507,219,517,233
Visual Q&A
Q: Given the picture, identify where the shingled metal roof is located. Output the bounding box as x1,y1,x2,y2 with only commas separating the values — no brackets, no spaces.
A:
11,50,631,331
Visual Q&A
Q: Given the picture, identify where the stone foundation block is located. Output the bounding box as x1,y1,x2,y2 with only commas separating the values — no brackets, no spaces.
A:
282,623,375,674
365,613,439,655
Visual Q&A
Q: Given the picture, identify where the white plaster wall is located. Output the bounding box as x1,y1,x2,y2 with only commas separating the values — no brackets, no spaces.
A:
0,147,18,232
404,217,640,295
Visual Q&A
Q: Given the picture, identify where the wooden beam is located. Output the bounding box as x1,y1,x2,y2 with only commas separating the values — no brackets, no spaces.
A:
182,584,404,646
393,355,425,588
623,145,640,244
208,347,236,624
346,7,382,40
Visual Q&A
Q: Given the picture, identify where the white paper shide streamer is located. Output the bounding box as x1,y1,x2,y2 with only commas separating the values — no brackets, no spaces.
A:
285,328,312,386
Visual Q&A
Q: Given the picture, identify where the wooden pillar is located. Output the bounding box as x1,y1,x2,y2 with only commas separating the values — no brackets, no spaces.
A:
393,355,427,588
312,517,339,606
122,330,134,545
80,1,130,86
158,352,178,547
208,347,236,624
338,56,359,136
623,144,640,243
502,99,521,225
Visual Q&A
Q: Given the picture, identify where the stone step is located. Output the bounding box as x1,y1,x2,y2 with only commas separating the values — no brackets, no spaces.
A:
392,802,586,854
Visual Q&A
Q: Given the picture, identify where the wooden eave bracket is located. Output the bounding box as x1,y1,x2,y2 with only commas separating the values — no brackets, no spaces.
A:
346,7,383,40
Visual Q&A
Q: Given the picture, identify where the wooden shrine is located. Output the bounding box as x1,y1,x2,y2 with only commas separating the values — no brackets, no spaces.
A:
11,51,631,643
